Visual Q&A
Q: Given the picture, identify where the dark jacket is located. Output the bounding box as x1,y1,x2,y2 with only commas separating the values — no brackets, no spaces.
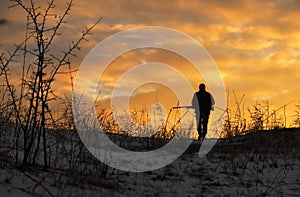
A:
192,90,215,114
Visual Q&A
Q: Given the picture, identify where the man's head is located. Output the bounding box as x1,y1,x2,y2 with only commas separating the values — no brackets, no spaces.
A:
199,83,206,91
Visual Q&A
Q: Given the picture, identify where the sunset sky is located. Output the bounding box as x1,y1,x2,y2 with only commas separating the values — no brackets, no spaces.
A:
1,0,300,127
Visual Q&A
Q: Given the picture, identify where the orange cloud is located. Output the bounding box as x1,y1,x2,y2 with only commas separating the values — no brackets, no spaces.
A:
1,0,300,126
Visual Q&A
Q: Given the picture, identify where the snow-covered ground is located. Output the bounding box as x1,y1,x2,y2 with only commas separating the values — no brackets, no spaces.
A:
0,129,299,196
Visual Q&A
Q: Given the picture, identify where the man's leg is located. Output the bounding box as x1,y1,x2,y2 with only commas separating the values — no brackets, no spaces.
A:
197,117,203,140
199,113,205,140
202,114,209,139
195,112,202,140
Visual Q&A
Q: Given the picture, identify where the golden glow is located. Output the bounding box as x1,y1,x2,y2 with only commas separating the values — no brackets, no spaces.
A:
1,0,300,127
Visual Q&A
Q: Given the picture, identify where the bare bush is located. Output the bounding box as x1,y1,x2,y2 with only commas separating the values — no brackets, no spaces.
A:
221,91,246,138
0,0,100,169
292,102,300,128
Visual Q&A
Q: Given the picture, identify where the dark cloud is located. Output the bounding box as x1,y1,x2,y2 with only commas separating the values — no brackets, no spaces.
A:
0,0,299,124
0,18,8,25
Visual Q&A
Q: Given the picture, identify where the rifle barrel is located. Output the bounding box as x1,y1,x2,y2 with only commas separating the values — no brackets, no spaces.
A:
172,106,193,109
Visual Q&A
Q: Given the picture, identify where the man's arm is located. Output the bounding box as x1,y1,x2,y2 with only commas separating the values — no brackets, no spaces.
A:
210,94,215,111
191,93,197,109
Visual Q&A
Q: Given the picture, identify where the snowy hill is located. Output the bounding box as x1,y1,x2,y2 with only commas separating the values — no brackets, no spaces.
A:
0,128,299,196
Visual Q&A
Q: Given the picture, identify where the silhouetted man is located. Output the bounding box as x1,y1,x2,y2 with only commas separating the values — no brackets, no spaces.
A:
192,83,215,140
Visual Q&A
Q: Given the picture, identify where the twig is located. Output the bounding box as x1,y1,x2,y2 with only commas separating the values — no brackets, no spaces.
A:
22,172,54,197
